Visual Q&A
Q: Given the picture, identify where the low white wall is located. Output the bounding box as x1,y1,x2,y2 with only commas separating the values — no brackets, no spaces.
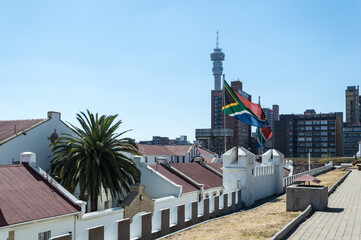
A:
76,208,124,240
283,162,333,187
253,165,276,201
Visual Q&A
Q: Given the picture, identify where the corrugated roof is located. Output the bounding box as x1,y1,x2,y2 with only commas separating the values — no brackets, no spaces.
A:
197,147,217,163
0,119,47,144
206,163,223,174
138,144,192,156
171,163,223,189
0,164,80,227
148,164,199,193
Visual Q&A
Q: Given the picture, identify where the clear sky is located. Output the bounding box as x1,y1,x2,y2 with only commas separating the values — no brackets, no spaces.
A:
1,1,360,141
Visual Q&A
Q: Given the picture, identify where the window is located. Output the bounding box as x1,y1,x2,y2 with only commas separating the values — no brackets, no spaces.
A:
306,121,313,125
39,231,51,240
321,126,328,130
321,137,328,141
306,127,312,131
321,143,328,147
306,132,312,136
321,132,327,136
306,137,312,142
313,121,320,125
298,137,305,141
321,120,327,125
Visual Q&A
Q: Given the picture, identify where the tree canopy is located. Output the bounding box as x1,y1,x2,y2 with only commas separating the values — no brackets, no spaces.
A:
49,110,140,212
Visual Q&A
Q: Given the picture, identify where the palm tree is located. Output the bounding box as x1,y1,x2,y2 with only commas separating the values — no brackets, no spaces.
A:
49,110,140,212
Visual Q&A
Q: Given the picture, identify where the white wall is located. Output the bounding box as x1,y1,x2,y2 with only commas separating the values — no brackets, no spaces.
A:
0,215,75,240
135,157,182,198
222,147,284,207
0,112,74,171
76,208,124,240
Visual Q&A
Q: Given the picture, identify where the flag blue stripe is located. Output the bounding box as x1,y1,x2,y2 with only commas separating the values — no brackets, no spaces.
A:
230,111,267,128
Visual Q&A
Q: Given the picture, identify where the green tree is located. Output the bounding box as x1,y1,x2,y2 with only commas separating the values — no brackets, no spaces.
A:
49,110,140,212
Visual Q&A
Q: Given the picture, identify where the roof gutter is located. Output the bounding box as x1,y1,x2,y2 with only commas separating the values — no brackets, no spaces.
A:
0,211,79,230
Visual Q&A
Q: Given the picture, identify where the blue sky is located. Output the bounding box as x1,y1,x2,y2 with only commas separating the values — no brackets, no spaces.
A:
1,1,360,141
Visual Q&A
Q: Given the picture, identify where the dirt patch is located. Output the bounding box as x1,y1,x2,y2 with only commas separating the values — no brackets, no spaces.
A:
165,169,348,240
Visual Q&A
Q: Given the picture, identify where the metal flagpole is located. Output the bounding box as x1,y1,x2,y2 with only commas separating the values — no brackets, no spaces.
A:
258,96,264,154
223,74,226,154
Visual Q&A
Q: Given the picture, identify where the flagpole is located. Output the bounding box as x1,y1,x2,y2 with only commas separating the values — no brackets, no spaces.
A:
223,74,226,154
258,96,264,155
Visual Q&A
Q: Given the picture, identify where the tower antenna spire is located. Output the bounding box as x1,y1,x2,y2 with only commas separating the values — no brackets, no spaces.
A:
216,30,219,49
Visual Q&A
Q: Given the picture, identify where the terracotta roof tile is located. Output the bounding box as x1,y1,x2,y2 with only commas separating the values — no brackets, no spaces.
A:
0,164,80,227
170,163,223,189
138,144,192,156
148,164,199,193
0,119,47,144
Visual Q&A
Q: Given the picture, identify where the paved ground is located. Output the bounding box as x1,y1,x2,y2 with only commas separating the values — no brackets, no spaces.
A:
288,170,361,240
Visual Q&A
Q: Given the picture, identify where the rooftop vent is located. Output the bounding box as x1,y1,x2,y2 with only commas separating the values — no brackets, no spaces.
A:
156,157,167,164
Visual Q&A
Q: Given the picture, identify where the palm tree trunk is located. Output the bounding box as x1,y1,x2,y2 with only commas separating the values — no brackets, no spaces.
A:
90,195,98,212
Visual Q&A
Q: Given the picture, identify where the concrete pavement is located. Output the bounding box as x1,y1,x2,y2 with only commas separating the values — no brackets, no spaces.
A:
288,169,361,240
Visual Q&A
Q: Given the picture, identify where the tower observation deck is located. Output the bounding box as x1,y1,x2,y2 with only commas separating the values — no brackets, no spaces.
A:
210,31,225,90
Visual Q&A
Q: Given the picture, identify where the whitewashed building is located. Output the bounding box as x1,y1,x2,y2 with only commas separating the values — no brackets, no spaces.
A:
137,144,218,164
0,111,74,171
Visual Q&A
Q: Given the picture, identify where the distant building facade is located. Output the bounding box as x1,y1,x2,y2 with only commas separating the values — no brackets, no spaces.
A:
345,86,360,124
275,110,343,157
343,124,361,157
139,135,190,145
262,104,279,149
343,86,361,156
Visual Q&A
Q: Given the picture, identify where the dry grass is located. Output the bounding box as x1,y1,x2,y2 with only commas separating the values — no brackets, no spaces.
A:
165,169,348,240
311,168,349,189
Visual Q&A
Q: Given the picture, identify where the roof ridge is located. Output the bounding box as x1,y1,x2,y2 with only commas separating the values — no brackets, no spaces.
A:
0,118,47,122
161,163,201,191
197,161,223,177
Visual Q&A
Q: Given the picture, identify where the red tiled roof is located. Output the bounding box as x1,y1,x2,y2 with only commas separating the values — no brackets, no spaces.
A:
206,163,223,174
0,164,80,227
171,163,223,189
0,119,47,144
138,144,192,156
148,164,199,193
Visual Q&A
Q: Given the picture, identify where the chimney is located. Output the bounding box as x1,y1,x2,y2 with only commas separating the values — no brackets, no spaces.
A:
48,111,61,120
20,152,36,165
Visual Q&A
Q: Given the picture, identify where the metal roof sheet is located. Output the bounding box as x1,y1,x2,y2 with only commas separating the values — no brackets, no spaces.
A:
0,164,80,227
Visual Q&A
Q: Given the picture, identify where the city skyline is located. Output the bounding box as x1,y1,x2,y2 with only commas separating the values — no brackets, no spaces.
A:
1,1,360,141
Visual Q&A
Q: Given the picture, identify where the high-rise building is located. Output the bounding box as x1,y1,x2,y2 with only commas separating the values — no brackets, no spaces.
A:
196,33,251,155
343,124,361,157
275,110,343,157
345,86,360,124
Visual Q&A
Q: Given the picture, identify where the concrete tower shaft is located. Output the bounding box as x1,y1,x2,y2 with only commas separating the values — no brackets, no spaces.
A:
210,32,225,90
